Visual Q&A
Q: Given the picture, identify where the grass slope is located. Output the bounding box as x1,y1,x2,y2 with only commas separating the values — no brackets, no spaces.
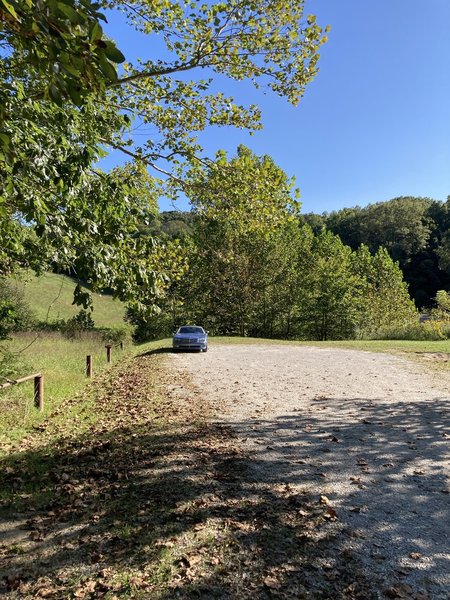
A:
10,272,128,329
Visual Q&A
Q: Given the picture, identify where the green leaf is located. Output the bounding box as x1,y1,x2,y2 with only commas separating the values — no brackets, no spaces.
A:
1,0,19,20
49,84,62,105
103,41,125,64
67,82,83,105
57,2,84,24
90,21,103,41
98,54,118,81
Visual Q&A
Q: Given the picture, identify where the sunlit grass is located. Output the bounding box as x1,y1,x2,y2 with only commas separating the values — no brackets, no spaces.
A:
209,336,450,354
0,334,167,448
10,271,130,329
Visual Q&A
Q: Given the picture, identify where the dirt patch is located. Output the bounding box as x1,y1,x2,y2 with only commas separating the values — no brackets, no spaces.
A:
171,344,450,600
413,352,450,362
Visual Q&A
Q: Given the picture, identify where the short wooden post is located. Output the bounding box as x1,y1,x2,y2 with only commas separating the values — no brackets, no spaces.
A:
86,355,92,377
105,345,112,363
34,374,44,411
120,341,124,351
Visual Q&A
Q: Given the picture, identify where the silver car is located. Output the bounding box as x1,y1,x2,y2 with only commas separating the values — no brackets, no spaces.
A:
172,325,208,352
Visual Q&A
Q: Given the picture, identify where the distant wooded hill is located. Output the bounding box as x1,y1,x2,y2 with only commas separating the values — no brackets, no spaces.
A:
155,196,450,308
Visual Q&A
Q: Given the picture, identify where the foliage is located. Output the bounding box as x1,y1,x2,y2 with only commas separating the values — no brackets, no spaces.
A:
66,309,95,334
99,327,128,345
366,321,447,342
133,153,418,342
326,197,433,264
1,0,327,315
319,196,450,308
0,278,35,340
297,230,360,340
184,146,300,336
353,246,418,336
0,344,30,382
429,290,450,326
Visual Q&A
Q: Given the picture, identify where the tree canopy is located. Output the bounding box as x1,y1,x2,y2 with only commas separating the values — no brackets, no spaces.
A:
0,0,328,311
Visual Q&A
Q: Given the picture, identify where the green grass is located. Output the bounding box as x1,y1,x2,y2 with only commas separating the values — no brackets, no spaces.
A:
10,271,129,329
0,333,165,449
209,335,450,354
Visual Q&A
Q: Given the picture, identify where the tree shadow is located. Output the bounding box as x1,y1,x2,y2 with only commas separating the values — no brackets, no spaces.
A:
0,419,377,598
225,395,450,598
137,347,204,357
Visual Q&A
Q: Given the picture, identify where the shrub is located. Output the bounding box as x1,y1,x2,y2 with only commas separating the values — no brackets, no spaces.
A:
100,327,128,345
0,345,31,381
0,279,35,340
364,320,447,341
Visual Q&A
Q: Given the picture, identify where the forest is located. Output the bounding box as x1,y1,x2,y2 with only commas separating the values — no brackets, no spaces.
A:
131,190,449,341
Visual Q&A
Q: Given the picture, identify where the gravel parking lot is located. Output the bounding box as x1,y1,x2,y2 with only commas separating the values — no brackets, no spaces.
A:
170,344,450,599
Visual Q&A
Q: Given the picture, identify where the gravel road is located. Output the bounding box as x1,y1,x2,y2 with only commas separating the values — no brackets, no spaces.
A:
170,344,450,599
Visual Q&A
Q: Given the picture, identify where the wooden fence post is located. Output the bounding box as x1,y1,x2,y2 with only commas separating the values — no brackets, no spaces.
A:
86,355,92,377
105,345,112,363
34,374,44,411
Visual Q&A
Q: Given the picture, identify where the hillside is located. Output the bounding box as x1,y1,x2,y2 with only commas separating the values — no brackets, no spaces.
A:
10,272,128,329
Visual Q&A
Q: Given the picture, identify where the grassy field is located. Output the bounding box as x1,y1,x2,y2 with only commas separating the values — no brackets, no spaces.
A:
9,271,128,329
0,333,163,449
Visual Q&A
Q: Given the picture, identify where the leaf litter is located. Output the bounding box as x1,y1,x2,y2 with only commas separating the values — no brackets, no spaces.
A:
0,350,380,599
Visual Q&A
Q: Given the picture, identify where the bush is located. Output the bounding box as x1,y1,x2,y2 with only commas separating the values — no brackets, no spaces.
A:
126,307,174,343
0,345,31,381
100,327,128,346
0,279,35,340
363,320,447,341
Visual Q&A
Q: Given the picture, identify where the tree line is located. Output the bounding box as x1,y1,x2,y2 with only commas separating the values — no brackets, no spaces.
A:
302,196,450,308
130,147,417,341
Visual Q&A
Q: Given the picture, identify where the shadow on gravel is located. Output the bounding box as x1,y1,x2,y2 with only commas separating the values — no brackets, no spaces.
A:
137,346,174,356
0,421,376,599
226,396,450,597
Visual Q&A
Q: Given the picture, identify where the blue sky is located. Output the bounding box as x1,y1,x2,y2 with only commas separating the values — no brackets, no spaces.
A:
103,1,450,214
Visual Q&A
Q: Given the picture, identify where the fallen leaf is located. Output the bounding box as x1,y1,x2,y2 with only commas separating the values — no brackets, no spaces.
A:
383,584,413,598
264,576,281,589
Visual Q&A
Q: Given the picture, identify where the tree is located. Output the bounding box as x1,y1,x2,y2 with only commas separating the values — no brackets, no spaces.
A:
325,197,445,308
326,197,433,265
1,0,328,310
0,278,35,340
297,230,360,340
0,0,125,157
352,245,417,335
183,146,300,335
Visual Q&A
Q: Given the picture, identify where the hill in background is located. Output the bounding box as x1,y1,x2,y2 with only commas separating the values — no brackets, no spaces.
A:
10,272,128,330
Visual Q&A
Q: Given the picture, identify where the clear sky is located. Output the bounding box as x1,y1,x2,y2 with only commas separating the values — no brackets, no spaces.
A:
103,1,450,214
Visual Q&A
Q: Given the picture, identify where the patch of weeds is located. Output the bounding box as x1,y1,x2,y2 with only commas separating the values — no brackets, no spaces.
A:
7,544,26,555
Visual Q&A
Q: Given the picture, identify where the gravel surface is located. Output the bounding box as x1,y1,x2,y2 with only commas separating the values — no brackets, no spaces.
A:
170,344,450,599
